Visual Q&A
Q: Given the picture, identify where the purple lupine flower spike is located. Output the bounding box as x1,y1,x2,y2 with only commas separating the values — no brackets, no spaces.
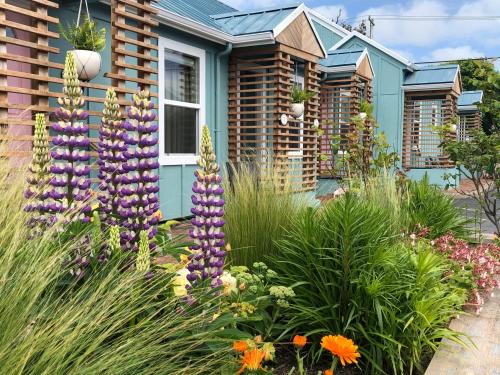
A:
118,90,159,251
49,52,91,223
186,125,225,289
97,88,126,226
24,113,54,235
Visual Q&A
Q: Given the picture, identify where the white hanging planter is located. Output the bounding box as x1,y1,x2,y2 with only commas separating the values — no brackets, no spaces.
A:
70,49,102,81
291,102,305,119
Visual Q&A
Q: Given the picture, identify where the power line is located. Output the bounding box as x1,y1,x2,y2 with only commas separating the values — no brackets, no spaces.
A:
343,15,500,21
415,57,499,64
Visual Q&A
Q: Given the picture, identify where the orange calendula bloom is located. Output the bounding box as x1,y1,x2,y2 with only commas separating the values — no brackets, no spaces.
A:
321,335,361,366
324,370,333,375
293,335,307,348
233,340,248,353
237,348,265,374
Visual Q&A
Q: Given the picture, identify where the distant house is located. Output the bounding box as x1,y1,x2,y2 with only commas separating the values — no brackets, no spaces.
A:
0,0,471,218
457,90,483,141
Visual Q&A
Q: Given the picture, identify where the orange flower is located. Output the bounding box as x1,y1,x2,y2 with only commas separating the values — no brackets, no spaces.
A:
233,340,248,353
237,348,265,374
321,335,360,366
293,335,307,348
324,370,334,375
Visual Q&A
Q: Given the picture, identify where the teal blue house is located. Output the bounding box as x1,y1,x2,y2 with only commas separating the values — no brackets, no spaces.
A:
5,0,470,218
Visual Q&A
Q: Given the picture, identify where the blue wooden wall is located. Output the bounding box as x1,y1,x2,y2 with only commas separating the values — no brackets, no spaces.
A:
49,2,229,219
311,20,343,51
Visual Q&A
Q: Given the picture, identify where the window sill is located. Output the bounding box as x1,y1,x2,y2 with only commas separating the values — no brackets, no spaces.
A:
159,155,198,166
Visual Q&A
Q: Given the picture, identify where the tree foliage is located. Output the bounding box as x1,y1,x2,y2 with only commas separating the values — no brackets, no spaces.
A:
441,130,499,236
457,59,500,133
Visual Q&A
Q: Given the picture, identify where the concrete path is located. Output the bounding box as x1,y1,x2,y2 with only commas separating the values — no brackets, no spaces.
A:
425,291,500,375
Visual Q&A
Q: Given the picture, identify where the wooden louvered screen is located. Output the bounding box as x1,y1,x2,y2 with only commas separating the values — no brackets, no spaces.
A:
228,45,319,192
0,0,59,163
318,73,372,177
0,0,158,165
108,0,158,101
402,91,457,169
458,111,481,141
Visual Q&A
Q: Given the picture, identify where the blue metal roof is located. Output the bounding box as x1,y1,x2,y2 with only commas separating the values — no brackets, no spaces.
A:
156,0,236,31
212,5,299,35
404,64,459,86
320,48,364,68
458,90,483,106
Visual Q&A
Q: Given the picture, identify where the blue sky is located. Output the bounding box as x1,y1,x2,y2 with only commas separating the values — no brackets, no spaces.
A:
221,0,500,69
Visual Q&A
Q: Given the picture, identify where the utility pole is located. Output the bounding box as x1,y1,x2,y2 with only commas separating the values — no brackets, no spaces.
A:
368,16,375,38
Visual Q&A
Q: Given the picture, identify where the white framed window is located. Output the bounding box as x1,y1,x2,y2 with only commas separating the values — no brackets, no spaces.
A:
158,38,206,165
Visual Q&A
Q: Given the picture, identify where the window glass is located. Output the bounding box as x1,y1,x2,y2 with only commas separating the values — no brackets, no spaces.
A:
164,49,199,104
164,105,197,154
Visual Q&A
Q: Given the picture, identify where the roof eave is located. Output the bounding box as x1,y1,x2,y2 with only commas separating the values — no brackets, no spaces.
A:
458,105,479,111
402,83,454,91
155,8,275,46
306,7,349,38
319,65,357,73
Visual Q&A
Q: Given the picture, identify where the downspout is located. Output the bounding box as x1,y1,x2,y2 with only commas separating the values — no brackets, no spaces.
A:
214,42,233,161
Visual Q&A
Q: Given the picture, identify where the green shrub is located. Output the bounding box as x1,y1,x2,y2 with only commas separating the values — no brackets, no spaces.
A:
272,194,468,374
402,175,471,239
223,163,309,266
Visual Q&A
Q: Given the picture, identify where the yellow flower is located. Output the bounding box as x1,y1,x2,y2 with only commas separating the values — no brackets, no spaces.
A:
220,271,237,296
321,335,361,366
153,210,162,220
262,342,275,361
324,370,333,375
237,348,265,374
253,335,263,344
172,268,189,297
91,203,99,211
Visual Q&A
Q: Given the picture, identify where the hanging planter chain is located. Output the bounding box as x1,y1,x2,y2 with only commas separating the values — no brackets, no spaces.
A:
74,0,101,81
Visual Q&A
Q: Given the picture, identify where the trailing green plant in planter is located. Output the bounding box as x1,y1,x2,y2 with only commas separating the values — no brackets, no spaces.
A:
60,15,106,80
290,85,315,118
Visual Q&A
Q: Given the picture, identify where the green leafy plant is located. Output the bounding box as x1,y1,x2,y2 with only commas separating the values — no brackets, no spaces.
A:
291,85,315,103
439,130,499,236
271,193,469,374
319,101,399,183
223,163,309,267
59,16,106,52
402,174,472,239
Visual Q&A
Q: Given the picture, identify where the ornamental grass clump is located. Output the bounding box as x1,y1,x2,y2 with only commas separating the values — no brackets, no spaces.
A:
49,51,91,222
0,174,234,374
119,89,159,250
97,88,126,226
223,163,309,267
24,113,53,235
187,125,225,288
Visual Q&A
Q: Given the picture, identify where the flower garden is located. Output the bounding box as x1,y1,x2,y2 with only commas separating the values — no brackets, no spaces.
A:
0,52,499,375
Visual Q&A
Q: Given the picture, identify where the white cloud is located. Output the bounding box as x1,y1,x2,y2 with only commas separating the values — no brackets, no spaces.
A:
355,0,500,48
220,0,283,10
427,46,485,61
312,5,348,23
